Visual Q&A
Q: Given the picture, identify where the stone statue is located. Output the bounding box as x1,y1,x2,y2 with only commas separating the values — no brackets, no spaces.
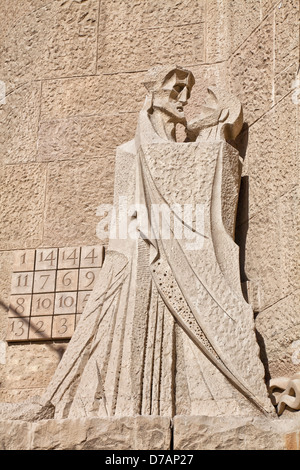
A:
269,373,300,415
1,65,278,420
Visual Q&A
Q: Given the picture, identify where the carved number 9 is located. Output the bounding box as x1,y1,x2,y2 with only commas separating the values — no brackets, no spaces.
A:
85,271,95,288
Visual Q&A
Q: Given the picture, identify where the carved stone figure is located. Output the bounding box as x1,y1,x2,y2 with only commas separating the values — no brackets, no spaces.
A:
36,65,274,419
0,65,276,420
269,373,300,415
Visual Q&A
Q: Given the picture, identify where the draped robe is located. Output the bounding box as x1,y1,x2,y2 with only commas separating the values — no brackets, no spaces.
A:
42,108,274,418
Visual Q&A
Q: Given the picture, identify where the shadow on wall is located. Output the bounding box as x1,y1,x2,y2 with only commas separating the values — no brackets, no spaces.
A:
234,124,271,386
0,298,66,360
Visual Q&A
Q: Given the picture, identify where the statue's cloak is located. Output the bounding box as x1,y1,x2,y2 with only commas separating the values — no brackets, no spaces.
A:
42,109,273,418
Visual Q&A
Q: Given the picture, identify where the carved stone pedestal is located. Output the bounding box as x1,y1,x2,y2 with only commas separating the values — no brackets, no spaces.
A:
0,415,300,450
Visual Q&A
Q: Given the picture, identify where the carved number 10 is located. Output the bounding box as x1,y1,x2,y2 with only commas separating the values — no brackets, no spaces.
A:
58,296,74,308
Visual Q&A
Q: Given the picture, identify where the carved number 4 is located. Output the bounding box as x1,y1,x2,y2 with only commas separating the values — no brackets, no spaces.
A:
64,249,78,264
85,248,97,264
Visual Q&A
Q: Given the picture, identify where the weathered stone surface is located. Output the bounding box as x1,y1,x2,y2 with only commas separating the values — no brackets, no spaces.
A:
98,23,205,74
242,187,299,312
205,0,230,63
0,163,47,250
229,14,273,125
244,95,298,218
0,0,299,447
275,0,299,77
206,0,261,63
40,73,146,121
37,113,138,162
0,416,171,450
173,415,300,450
99,0,205,31
1,0,99,93
0,0,51,44
2,343,64,393
274,60,299,103
0,396,54,422
260,0,280,17
0,420,31,450
227,0,261,55
0,82,41,165
43,159,114,247
256,290,300,380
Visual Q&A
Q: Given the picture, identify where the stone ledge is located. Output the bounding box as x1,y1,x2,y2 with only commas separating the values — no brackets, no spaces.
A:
0,415,171,450
1,415,300,450
173,415,300,450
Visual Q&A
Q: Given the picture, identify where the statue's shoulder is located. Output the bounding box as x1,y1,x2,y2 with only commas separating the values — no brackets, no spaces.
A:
117,139,136,156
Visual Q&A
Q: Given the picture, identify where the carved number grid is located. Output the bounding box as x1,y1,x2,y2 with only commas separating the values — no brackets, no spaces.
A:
7,246,104,342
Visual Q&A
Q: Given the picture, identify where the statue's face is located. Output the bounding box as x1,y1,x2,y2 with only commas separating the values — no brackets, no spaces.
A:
152,72,191,123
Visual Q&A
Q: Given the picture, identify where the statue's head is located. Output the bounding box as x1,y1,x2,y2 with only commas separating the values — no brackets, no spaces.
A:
143,65,195,124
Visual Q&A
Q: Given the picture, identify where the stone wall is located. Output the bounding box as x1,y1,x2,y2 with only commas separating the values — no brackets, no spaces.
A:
0,0,299,414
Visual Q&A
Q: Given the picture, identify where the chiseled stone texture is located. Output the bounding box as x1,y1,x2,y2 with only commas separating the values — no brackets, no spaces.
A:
0,416,171,450
229,14,274,125
43,159,114,247
98,23,205,74
0,81,41,165
0,163,47,250
244,95,298,219
274,0,299,102
97,0,205,74
37,113,139,162
173,415,300,450
255,290,300,379
40,73,146,121
1,0,99,93
99,0,205,31
0,420,32,450
0,343,65,403
242,187,299,312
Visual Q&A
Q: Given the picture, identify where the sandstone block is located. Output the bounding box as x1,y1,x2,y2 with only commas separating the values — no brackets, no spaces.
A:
37,113,138,162
3,343,63,391
0,251,13,337
0,82,40,165
260,0,280,16
0,420,31,450
244,95,298,218
229,15,273,125
256,290,300,379
30,416,171,450
97,23,204,74
40,73,146,121
42,159,115,247
172,415,300,450
99,0,205,32
227,0,261,55
207,0,261,63
242,186,299,311
275,0,299,76
1,0,98,93
0,163,47,250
